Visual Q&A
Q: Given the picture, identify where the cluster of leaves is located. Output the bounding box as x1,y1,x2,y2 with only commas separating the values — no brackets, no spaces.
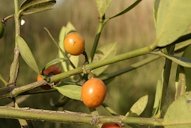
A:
1,0,191,127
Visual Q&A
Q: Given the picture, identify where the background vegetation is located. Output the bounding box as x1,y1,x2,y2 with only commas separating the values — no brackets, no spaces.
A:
0,0,167,127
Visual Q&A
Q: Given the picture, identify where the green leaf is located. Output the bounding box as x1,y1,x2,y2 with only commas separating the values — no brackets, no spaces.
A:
16,36,39,73
164,92,191,128
126,95,148,116
95,0,112,17
45,58,66,69
155,52,191,68
92,42,117,76
20,0,56,15
58,23,77,71
155,0,191,47
109,0,141,19
54,85,81,100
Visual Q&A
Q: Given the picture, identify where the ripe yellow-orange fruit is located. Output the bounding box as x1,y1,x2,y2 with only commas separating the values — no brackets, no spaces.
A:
81,78,107,108
64,32,85,55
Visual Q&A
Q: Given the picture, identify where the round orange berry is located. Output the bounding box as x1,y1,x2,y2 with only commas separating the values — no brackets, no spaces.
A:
64,32,85,55
37,65,61,90
81,78,106,108
101,123,121,128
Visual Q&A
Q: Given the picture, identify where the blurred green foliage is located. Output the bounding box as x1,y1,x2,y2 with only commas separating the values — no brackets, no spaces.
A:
0,0,167,128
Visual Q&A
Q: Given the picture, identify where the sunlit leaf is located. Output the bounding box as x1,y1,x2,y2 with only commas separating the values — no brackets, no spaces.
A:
92,42,117,76
95,0,112,17
164,92,191,128
16,36,39,73
126,95,148,116
109,0,141,19
155,0,191,47
20,0,56,15
54,85,81,100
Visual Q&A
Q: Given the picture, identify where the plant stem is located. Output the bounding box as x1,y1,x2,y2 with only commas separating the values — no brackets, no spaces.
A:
161,45,175,117
90,19,105,62
101,55,160,81
0,106,164,126
9,0,20,84
51,44,155,82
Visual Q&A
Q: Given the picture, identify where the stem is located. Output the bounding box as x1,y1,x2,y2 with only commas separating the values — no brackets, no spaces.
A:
90,19,105,62
9,0,20,84
10,80,47,98
101,55,160,81
51,44,155,82
2,14,14,23
161,45,175,117
0,106,164,126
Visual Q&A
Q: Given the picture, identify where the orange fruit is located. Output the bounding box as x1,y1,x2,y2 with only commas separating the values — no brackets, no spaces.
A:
101,123,121,128
64,32,85,55
81,78,106,108
37,65,61,90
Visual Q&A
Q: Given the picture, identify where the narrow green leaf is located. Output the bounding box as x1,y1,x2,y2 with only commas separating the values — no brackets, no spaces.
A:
58,23,77,71
102,103,118,115
109,0,141,19
16,36,39,73
92,42,117,76
126,95,148,116
155,52,191,68
58,26,68,71
156,0,191,47
20,0,56,15
164,92,191,128
54,85,81,100
45,58,67,69
95,0,112,17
